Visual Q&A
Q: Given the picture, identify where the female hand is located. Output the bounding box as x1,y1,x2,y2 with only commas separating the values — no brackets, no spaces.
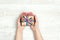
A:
16,13,27,40
28,13,43,40
17,12,26,32
27,13,39,31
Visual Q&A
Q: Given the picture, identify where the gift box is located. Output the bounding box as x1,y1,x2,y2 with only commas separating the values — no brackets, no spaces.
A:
20,15,35,26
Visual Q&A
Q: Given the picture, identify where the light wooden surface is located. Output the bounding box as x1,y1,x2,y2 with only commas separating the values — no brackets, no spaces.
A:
0,0,60,40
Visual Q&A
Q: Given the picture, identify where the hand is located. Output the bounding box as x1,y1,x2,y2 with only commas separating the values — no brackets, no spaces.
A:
28,13,39,31
16,13,27,40
31,16,39,31
17,12,26,32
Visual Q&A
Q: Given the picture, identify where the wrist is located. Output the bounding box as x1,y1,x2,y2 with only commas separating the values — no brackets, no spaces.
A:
17,27,23,33
32,27,39,33
32,27,38,31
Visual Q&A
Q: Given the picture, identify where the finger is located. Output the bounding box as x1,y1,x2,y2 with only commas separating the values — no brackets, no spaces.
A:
17,14,22,26
21,12,27,16
27,12,34,16
17,17,20,26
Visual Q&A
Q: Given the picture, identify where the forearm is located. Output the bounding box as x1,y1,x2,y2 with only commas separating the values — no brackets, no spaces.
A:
16,28,23,40
33,27,43,40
